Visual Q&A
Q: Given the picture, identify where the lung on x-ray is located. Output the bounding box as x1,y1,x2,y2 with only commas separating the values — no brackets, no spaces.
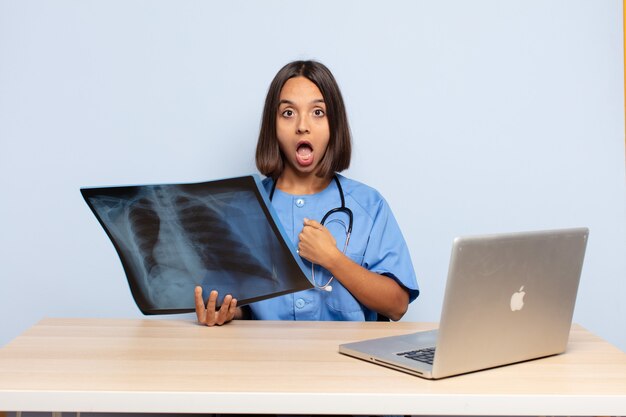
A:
81,175,313,314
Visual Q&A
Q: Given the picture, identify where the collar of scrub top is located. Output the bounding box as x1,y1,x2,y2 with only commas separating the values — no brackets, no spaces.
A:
268,174,354,292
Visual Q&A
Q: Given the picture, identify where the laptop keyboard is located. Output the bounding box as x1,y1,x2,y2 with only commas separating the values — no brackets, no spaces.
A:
396,347,436,365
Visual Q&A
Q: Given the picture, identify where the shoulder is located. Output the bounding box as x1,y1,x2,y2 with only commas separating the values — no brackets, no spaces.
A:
261,176,274,193
336,174,382,199
261,176,273,187
336,174,388,219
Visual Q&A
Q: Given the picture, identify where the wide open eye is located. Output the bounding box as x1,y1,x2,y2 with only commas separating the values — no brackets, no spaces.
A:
281,109,294,118
313,108,325,117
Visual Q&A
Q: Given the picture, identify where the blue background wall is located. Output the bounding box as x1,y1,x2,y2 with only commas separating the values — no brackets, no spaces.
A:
1,0,625,351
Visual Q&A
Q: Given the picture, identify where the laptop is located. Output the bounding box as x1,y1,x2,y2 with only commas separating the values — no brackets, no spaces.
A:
339,227,588,379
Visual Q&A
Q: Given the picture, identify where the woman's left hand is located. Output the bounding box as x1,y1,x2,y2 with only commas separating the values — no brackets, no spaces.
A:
297,218,341,267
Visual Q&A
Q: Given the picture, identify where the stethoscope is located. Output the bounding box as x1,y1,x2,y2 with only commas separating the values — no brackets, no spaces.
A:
269,174,353,292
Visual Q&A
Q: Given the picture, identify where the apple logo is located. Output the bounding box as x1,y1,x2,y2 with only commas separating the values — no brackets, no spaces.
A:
510,286,526,311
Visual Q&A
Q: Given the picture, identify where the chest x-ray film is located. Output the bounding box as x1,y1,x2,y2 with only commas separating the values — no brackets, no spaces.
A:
81,175,313,315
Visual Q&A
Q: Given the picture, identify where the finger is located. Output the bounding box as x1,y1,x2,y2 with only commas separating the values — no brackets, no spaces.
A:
297,241,309,258
215,294,233,326
229,298,238,317
194,286,206,324
224,298,238,323
302,222,333,243
303,218,323,229
298,227,316,245
205,290,219,326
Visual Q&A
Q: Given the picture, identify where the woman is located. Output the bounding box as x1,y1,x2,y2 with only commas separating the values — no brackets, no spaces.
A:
195,60,419,325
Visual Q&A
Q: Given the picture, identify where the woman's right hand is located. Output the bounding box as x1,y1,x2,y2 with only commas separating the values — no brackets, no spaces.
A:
194,286,239,326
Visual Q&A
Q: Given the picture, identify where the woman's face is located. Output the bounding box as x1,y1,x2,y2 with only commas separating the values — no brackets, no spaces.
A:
276,76,330,177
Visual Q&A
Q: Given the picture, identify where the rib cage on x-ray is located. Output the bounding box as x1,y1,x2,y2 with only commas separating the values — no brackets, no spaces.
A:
82,177,311,314
127,188,273,280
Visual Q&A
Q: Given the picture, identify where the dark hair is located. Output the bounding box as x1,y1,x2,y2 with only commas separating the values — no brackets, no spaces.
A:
255,60,352,179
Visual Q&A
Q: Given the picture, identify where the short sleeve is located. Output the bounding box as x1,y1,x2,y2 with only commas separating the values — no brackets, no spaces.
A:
363,198,420,303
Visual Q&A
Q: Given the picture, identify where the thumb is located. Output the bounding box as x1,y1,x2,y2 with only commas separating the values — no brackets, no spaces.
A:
303,218,323,229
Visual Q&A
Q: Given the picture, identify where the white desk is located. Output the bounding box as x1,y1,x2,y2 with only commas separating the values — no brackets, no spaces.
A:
1,318,625,415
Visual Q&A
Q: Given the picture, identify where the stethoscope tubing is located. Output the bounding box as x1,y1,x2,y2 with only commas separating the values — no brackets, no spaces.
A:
269,174,354,234
269,174,354,291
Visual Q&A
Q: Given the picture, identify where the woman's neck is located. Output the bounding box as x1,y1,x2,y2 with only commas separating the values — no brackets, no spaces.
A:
276,169,332,195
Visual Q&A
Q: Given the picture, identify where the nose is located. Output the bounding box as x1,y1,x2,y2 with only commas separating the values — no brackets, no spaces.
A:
296,115,310,134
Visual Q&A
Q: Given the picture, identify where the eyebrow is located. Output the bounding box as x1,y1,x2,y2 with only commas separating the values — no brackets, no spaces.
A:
278,99,325,106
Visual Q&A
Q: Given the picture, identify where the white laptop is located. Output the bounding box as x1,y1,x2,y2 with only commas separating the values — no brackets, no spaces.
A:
339,227,589,379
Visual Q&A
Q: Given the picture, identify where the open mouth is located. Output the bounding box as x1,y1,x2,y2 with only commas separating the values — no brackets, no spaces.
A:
296,141,314,166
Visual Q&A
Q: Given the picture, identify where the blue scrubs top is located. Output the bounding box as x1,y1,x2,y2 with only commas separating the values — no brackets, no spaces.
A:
249,174,419,321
